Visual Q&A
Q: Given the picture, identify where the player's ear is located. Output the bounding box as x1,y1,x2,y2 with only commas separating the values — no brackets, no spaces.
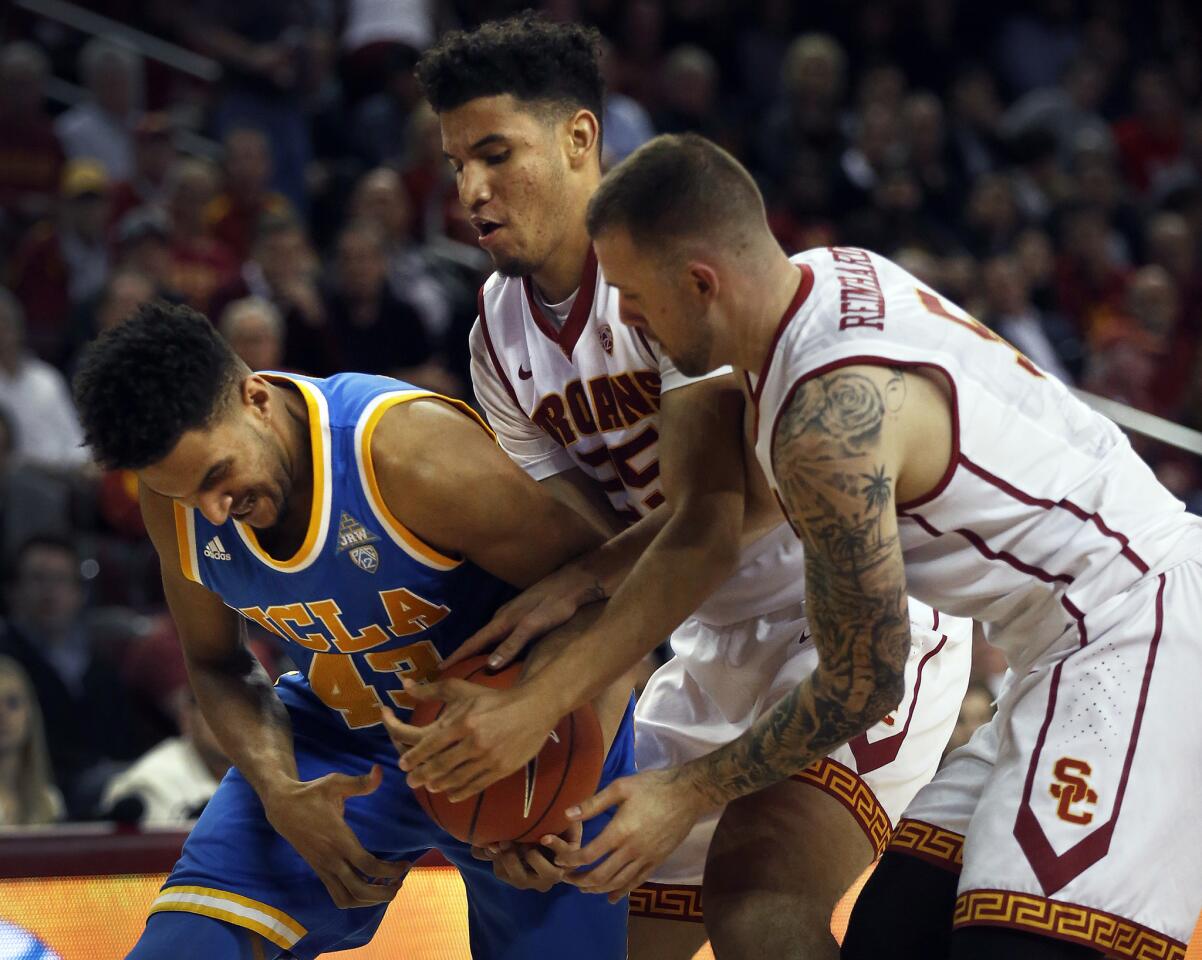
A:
687,261,720,303
241,374,272,420
565,109,599,169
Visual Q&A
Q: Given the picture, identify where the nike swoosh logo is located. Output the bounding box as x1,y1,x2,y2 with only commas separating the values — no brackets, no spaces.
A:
518,364,532,380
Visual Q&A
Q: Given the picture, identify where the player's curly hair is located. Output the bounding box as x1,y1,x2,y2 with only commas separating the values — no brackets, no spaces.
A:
73,301,243,470
416,12,603,126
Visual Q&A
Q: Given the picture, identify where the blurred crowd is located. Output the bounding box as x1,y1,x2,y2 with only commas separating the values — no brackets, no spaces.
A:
1,0,1200,826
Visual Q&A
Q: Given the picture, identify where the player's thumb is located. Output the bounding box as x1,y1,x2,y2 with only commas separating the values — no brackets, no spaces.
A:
337,763,384,798
565,782,619,823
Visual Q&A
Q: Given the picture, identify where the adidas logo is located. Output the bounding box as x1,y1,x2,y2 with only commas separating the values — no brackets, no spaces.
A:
203,536,232,561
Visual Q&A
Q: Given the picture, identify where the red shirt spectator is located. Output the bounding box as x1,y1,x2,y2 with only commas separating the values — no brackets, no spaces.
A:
164,158,239,313
204,127,292,262
1112,68,1184,195
0,43,64,232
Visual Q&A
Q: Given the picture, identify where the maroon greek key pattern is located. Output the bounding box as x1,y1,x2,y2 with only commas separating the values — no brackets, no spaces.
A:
955,889,1185,960
628,882,705,923
887,818,965,873
792,757,892,856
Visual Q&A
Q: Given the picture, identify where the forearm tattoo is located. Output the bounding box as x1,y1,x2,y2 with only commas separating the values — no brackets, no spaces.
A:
678,370,913,806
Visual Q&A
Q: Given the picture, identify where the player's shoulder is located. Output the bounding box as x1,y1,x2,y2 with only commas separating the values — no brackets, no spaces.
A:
368,395,493,484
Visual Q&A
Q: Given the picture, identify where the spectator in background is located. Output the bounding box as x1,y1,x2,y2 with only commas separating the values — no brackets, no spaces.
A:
947,65,1004,181
10,160,112,364
981,254,1074,383
67,268,157,368
164,159,238,313
210,213,331,375
55,38,142,182
324,219,435,380
756,32,847,188
960,172,1020,257
0,655,62,826
205,127,293,263
0,289,87,471
108,113,178,225
598,37,655,167
186,0,326,211
0,404,71,570
653,46,724,142
350,167,453,343
0,42,64,244
349,44,424,167
398,102,477,247
904,91,967,230
218,296,284,371
1002,55,1113,167
0,535,140,816
1054,203,1131,343
99,685,228,824
111,208,180,301
1114,66,1185,195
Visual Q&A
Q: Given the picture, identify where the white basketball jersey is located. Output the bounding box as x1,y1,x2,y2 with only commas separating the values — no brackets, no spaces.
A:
469,248,805,624
750,246,1202,667
471,249,670,525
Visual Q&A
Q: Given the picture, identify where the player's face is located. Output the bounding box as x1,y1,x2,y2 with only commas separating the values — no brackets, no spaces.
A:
139,388,291,530
439,95,572,277
594,229,717,376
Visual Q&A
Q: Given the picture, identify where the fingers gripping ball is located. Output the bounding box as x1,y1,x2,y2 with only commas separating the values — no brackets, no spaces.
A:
410,656,604,845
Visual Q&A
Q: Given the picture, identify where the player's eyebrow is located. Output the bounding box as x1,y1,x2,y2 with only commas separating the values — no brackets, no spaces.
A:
443,134,509,164
468,133,509,152
195,457,233,496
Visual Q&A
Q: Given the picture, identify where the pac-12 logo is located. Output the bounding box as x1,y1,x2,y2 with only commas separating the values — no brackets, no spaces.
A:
1049,757,1098,825
598,323,614,355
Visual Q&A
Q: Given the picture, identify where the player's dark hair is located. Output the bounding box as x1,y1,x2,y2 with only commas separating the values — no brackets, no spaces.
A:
587,133,766,251
416,12,603,129
73,301,243,470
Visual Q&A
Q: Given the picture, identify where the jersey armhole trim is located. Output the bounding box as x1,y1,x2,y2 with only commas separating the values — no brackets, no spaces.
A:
172,501,201,584
766,354,960,513
356,391,494,571
478,287,523,410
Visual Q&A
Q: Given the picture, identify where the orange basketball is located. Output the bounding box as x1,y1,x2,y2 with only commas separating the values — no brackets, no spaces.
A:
409,655,605,846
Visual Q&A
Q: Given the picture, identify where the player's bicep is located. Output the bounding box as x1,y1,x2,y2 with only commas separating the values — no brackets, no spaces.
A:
771,365,911,711
658,372,746,514
374,401,603,588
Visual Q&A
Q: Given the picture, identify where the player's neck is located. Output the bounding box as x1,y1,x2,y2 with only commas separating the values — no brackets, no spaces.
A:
731,253,808,375
529,218,593,304
264,383,315,553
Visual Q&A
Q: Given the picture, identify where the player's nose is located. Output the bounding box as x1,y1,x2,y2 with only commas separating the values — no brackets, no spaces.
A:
198,491,233,526
458,162,491,210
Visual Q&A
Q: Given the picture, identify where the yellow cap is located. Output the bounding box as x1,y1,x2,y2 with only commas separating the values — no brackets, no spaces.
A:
60,158,110,198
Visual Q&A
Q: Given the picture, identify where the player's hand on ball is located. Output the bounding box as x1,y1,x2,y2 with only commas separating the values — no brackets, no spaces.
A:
443,563,602,671
388,679,560,802
472,820,584,892
551,769,714,903
261,765,411,909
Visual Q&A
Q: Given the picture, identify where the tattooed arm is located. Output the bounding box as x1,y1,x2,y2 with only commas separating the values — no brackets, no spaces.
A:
676,364,912,805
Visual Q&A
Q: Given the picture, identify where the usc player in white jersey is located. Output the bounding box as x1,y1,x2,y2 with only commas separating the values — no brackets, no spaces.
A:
579,132,1202,960
404,16,971,959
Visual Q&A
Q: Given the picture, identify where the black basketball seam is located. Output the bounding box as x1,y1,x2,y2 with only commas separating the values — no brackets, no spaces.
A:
517,711,577,843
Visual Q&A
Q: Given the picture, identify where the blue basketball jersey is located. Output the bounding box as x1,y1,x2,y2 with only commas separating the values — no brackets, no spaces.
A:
172,372,516,730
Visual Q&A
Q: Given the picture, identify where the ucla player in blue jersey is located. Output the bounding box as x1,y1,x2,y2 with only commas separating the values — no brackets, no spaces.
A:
72,302,636,960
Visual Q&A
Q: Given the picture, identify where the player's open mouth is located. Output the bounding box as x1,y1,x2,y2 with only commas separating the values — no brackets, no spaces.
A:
231,495,255,520
472,218,505,246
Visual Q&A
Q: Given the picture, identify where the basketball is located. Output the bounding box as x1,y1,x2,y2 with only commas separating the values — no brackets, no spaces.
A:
409,655,605,846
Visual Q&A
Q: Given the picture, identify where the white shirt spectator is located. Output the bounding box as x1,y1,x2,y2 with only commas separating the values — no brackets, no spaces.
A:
0,356,88,469
100,737,220,825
